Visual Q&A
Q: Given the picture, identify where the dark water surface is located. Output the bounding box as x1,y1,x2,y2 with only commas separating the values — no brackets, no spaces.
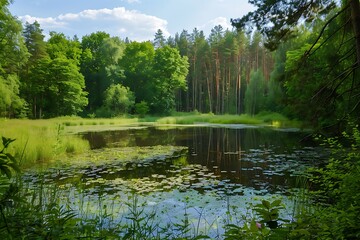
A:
81,125,321,194
21,125,325,238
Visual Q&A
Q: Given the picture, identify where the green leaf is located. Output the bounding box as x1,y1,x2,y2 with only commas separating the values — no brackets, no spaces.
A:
262,199,271,209
0,165,12,179
1,137,16,151
270,199,282,208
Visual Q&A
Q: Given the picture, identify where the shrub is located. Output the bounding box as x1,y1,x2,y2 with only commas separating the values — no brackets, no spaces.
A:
135,101,149,117
301,124,360,239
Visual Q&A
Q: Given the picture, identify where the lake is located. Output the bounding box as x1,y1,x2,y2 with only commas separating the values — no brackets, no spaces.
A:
22,124,323,238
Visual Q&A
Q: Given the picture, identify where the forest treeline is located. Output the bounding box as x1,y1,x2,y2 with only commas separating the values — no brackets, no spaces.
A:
1,0,359,129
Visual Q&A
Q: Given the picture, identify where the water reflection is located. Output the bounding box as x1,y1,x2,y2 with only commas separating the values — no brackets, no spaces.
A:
20,126,324,238
82,126,322,194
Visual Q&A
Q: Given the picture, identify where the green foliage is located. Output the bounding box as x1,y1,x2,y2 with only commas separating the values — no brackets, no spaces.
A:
298,124,360,239
0,75,27,118
153,29,166,48
224,197,292,240
119,41,155,106
0,0,29,74
244,70,266,116
0,1,29,118
231,0,336,50
80,32,126,111
47,31,82,65
20,22,48,117
151,46,189,114
119,42,188,115
253,199,284,229
122,193,159,239
103,84,135,116
22,56,88,118
225,221,271,240
0,119,90,166
156,114,264,125
47,57,88,116
0,136,20,237
0,137,19,179
0,181,80,239
135,101,149,117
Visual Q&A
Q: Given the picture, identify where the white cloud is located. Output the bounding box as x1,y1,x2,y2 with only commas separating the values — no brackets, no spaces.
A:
20,15,67,28
197,16,234,35
209,17,233,30
18,7,169,41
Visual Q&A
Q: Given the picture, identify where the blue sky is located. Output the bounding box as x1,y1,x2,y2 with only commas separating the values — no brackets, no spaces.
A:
9,0,254,41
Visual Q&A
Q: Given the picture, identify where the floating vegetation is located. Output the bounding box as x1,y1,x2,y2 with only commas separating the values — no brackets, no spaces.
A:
16,126,323,238
23,146,245,196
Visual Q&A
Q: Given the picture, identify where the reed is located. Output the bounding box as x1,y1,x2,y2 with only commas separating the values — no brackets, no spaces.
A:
156,114,264,125
0,119,90,167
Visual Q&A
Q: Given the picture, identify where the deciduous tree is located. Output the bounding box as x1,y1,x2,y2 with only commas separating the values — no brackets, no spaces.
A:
0,0,28,117
151,46,189,113
103,84,134,116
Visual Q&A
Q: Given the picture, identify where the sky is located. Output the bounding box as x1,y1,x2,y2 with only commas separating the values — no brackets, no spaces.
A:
9,0,254,41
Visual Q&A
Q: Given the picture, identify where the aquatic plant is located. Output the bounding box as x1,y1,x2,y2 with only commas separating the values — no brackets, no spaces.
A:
253,199,284,229
300,124,360,239
0,137,19,179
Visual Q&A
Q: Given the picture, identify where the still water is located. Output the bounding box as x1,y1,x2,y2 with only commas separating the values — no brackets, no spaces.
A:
23,125,323,238
82,125,320,192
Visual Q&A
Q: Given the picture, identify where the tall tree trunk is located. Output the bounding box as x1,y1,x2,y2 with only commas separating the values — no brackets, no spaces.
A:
192,56,196,111
237,59,241,114
204,63,213,112
350,0,360,65
33,96,37,119
215,51,221,114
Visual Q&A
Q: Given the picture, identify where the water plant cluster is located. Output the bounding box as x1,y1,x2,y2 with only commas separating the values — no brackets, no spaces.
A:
1,119,359,239
0,130,301,239
0,113,299,167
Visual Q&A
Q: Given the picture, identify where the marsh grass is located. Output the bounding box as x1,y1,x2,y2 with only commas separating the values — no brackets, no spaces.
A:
1,177,305,239
156,113,266,125
0,178,218,239
256,112,302,128
54,116,139,127
0,112,300,167
0,116,146,166
0,119,90,167
155,112,302,128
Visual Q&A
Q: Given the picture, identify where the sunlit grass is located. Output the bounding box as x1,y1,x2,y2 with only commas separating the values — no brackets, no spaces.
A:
0,112,301,167
0,118,90,167
157,113,263,125
0,116,150,167
55,116,139,127
156,112,302,128
255,112,302,128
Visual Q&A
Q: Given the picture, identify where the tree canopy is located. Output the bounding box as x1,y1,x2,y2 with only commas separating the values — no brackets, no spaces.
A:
1,0,360,130
232,0,360,129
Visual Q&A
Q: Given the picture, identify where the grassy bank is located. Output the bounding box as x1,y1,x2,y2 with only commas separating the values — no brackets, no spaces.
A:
155,112,301,128
0,112,300,167
0,119,90,167
0,117,143,167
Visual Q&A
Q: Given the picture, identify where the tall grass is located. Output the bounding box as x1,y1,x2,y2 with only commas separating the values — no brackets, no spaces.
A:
156,113,264,125
0,119,89,167
156,112,302,128
0,112,300,167
55,116,139,127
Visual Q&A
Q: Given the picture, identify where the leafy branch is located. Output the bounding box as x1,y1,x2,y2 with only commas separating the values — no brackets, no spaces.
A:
0,137,20,179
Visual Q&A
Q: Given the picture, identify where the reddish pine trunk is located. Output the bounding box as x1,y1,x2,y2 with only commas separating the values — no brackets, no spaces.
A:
350,0,360,65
